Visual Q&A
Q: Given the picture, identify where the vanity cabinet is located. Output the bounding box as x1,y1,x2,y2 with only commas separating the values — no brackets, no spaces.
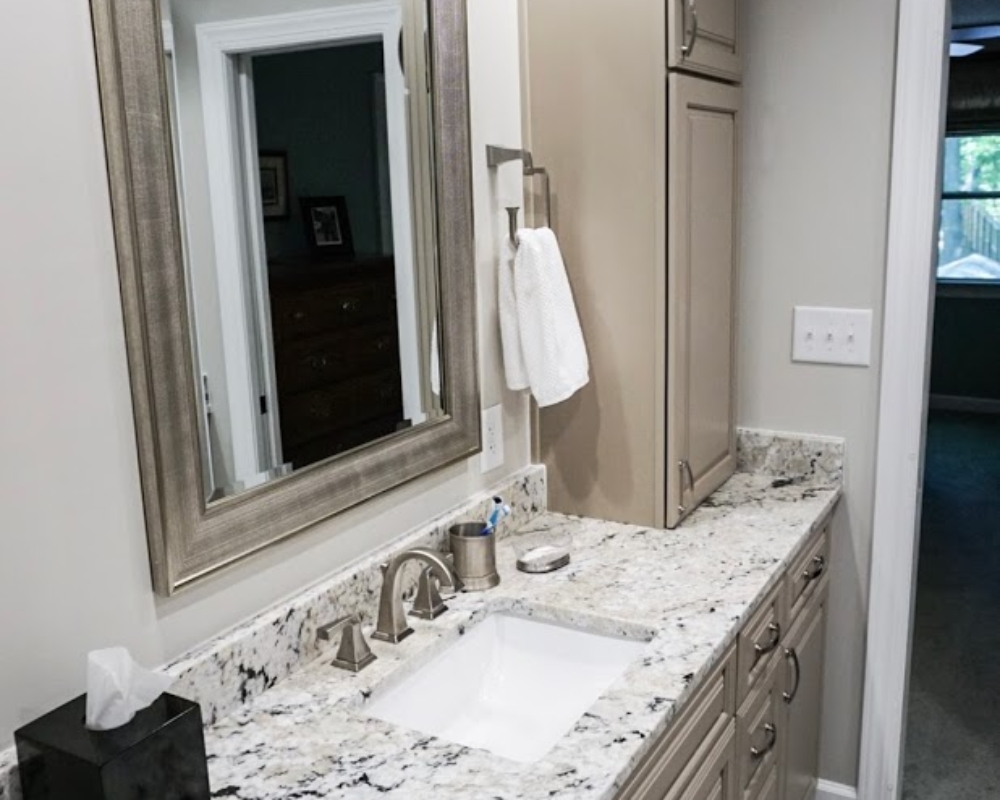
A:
781,574,830,800
615,525,830,800
523,0,741,529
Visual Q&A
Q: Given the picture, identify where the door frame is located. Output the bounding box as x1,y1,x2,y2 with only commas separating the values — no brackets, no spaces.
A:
195,1,418,484
857,1,950,798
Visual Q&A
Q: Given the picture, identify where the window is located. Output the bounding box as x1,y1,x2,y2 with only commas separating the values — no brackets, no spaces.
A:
938,134,1000,281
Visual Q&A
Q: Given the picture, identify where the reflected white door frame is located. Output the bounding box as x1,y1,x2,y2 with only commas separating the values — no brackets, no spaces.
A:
196,1,420,486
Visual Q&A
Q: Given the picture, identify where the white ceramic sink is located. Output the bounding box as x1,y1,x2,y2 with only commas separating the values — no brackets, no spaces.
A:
368,613,647,763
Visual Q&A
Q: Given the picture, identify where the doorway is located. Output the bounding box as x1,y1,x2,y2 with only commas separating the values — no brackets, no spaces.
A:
860,2,1000,798
903,37,1000,798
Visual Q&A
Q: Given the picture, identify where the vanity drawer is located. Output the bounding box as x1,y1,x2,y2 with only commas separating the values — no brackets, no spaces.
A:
787,527,829,625
736,581,784,707
616,645,736,800
750,765,778,800
275,324,399,394
270,281,394,342
735,662,781,800
279,370,403,447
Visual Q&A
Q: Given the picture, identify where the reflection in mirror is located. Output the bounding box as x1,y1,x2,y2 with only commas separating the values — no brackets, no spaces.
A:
161,0,444,501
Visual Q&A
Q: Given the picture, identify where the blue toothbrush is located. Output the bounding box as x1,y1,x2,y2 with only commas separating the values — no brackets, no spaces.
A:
481,496,511,535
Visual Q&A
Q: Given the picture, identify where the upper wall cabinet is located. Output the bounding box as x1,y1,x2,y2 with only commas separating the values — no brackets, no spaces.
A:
667,0,741,83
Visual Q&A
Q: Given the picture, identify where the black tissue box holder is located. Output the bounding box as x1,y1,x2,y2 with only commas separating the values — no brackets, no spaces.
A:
15,693,210,800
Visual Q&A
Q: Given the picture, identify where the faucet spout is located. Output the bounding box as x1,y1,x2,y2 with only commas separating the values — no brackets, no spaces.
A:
371,549,461,643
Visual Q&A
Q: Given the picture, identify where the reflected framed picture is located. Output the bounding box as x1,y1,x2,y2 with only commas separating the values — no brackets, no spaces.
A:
258,151,289,219
300,196,354,256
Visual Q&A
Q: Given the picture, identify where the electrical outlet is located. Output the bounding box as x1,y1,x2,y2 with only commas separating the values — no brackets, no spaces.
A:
792,306,873,367
480,405,504,473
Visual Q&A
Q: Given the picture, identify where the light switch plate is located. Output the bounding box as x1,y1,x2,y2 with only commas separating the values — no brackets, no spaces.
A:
480,405,504,473
792,306,873,367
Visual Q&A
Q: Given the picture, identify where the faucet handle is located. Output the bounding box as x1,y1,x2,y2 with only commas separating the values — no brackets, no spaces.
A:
317,615,377,673
411,568,450,620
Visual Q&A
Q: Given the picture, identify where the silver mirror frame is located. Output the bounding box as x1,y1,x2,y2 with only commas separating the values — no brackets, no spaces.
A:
90,0,480,595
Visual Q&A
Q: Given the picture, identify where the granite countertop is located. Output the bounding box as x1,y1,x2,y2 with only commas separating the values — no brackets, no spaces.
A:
203,471,841,800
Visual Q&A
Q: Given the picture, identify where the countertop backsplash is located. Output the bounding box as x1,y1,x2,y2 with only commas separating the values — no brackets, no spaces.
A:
0,428,844,800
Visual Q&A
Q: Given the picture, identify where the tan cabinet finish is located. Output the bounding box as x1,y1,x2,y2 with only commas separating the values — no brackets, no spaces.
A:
782,579,829,800
615,526,830,800
522,1,741,528
667,0,741,82
666,75,740,527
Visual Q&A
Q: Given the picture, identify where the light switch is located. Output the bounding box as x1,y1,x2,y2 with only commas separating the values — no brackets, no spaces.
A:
792,306,873,367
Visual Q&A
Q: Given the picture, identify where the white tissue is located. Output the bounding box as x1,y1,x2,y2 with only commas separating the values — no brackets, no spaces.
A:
85,647,173,731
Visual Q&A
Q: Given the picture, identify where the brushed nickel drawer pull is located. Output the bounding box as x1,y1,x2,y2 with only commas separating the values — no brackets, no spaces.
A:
750,723,777,759
754,622,782,659
803,554,826,583
783,647,801,704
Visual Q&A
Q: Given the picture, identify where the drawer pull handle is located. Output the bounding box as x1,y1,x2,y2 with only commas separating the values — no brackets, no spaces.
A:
681,0,699,58
677,459,695,517
803,555,826,583
750,723,777,759
783,647,801,704
754,622,781,660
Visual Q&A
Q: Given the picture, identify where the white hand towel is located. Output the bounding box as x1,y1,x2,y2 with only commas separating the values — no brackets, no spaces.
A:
499,227,590,407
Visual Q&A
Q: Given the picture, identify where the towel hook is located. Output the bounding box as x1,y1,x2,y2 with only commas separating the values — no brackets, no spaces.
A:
506,207,520,247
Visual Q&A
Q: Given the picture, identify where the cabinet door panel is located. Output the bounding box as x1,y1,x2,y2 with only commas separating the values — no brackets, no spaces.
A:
781,587,828,800
677,722,739,800
668,0,740,82
666,75,740,528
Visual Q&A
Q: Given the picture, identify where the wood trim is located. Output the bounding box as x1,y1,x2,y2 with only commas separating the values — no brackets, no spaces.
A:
89,0,480,595
858,1,949,798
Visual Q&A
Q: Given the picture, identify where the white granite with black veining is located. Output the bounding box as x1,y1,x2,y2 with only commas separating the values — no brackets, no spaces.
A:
736,426,844,485
200,458,842,798
0,466,546,800
0,431,843,800
0,749,16,800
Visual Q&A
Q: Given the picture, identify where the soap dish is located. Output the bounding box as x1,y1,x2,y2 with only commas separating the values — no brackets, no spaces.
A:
516,545,571,574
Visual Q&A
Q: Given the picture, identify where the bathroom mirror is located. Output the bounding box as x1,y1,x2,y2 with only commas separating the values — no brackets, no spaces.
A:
91,0,478,594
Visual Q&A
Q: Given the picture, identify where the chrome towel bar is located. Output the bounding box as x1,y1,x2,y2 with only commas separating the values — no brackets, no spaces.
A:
486,145,552,246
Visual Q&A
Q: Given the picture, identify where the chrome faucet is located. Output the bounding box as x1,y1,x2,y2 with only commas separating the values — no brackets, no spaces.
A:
372,549,462,643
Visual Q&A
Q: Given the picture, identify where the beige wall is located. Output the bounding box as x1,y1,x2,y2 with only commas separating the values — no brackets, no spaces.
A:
0,0,529,748
739,0,899,787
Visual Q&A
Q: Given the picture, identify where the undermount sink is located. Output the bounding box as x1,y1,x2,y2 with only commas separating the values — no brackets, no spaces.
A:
367,613,648,763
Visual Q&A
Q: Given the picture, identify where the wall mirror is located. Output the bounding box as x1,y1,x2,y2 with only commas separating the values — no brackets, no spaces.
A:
91,0,479,595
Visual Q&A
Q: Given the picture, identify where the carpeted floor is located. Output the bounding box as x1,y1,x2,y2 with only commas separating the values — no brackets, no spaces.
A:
903,411,1000,799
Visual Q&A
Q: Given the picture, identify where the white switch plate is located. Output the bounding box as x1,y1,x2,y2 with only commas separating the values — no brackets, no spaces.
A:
480,405,504,473
792,306,873,367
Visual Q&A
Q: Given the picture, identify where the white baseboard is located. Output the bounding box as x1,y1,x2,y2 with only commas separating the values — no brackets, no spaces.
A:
816,779,858,800
929,393,1000,414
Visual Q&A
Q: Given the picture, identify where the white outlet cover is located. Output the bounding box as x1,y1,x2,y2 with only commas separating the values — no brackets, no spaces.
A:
480,405,504,473
792,306,873,367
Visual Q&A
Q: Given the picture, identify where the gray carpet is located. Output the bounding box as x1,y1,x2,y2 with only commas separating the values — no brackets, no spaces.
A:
903,411,1000,799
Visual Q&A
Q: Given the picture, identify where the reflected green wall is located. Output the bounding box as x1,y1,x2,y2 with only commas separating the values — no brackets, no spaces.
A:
253,41,387,258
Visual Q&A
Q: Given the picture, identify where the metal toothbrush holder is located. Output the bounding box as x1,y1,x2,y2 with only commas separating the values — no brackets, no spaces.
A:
449,524,501,592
